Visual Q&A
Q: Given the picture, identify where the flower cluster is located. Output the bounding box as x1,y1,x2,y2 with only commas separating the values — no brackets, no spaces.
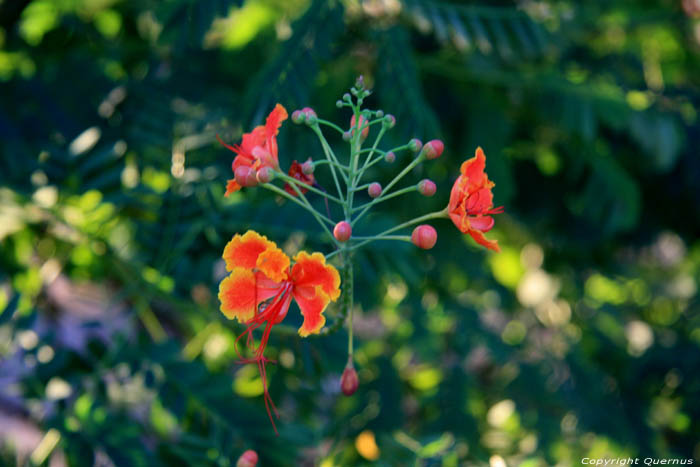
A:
218,230,340,432
216,77,503,433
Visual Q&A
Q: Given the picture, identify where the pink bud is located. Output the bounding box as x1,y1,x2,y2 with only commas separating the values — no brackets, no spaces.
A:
301,107,316,118
291,110,305,124
368,182,382,198
333,221,352,242
350,114,369,140
418,179,436,197
423,139,444,159
236,450,258,467
384,114,396,128
256,167,273,183
411,225,437,250
301,159,314,175
234,166,254,187
408,138,422,153
385,151,395,163
341,362,359,396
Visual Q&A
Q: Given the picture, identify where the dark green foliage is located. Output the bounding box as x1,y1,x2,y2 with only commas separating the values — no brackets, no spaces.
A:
1,0,699,465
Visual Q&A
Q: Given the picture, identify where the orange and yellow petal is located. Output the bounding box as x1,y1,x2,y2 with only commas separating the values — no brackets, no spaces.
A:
291,252,341,301
225,179,241,197
222,231,277,271
256,248,290,283
293,285,329,337
218,268,257,322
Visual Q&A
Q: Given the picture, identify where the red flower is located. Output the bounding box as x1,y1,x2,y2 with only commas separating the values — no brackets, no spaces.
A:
284,159,315,196
218,231,341,433
448,147,504,252
218,104,288,196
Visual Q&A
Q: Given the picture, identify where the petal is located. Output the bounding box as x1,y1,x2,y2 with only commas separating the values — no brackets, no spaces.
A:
461,147,487,182
284,160,314,196
224,179,241,197
265,104,288,137
222,231,277,271
291,252,341,301
218,268,257,322
293,286,329,337
467,228,500,252
256,248,290,283
255,271,285,305
468,215,495,232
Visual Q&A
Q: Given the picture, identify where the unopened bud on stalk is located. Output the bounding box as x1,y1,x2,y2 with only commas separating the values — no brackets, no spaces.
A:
408,138,423,153
411,225,437,249
336,100,343,108
368,182,382,198
343,93,351,102
376,110,384,118
256,167,274,183
342,131,352,141
385,151,396,163
384,114,396,129
333,221,352,242
418,179,436,196
302,107,317,125
355,75,365,90
422,139,444,159
350,114,369,141
291,110,305,124
236,450,258,467
301,159,314,175
341,360,359,396
235,166,257,187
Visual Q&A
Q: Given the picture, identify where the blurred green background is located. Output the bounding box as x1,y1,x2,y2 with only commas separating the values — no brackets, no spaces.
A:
1,0,699,465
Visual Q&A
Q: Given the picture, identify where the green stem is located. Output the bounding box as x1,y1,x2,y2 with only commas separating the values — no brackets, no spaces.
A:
274,170,343,204
316,118,345,134
312,125,349,192
261,183,338,246
351,185,419,224
313,159,350,173
351,235,411,242
326,209,448,260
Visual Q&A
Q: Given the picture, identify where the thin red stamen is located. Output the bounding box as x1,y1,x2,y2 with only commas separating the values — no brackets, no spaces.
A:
232,282,293,435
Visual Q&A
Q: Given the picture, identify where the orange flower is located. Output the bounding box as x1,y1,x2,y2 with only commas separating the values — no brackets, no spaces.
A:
218,230,341,433
448,147,504,252
284,159,315,196
218,104,288,196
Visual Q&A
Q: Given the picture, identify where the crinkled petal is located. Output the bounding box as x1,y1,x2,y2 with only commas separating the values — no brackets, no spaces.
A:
256,248,290,283
291,252,341,301
225,179,241,197
218,268,257,322
222,231,277,271
265,104,288,137
293,285,329,337
467,228,500,252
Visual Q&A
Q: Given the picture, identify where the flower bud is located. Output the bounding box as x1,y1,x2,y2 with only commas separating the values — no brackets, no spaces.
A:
368,182,382,198
301,107,317,125
341,361,359,396
408,138,422,153
355,75,365,90
256,167,274,184
291,110,305,124
422,139,444,160
376,110,384,118
235,166,255,187
236,450,258,467
342,131,352,141
343,93,351,102
384,114,396,128
384,151,396,163
417,179,436,197
336,100,343,108
411,225,437,250
301,159,314,175
333,221,352,242
351,114,369,141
